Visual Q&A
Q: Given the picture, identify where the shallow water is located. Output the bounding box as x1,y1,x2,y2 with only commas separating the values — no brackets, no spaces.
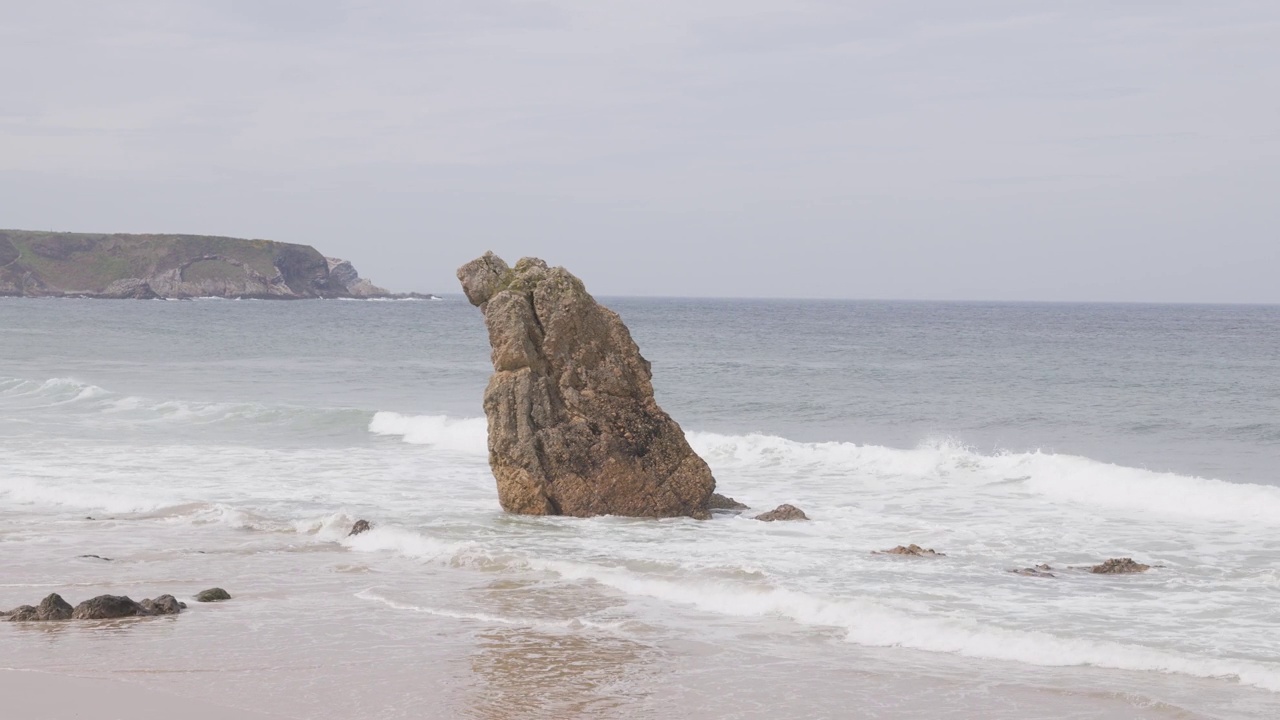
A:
2,297,1278,718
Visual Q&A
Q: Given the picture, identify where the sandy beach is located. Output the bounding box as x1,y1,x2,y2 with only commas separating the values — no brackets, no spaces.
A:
0,670,286,720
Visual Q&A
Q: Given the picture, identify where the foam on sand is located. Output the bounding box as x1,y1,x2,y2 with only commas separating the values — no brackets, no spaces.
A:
531,559,1280,693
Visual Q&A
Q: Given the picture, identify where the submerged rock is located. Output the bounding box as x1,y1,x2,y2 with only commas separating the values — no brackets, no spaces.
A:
36,593,75,620
139,595,184,615
195,588,231,602
1010,563,1056,578
78,554,112,561
457,252,717,519
708,493,749,511
753,504,809,521
4,593,74,621
6,592,186,621
4,606,36,621
71,595,147,620
1090,558,1150,574
874,544,945,557
348,519,372,536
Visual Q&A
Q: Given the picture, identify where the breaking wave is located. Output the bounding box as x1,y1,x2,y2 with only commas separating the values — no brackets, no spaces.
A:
365,412,1280,523
353,588,632,632
368,412,488,454
530,559,1280,692
0,375,369,432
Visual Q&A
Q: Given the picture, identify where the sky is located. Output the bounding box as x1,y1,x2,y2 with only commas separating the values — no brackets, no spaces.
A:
1,1,1277,301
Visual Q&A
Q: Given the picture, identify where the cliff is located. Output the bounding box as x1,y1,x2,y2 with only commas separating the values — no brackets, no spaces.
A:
0,230,418,300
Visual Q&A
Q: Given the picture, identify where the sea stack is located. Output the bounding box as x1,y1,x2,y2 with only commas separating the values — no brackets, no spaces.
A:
457,252,717,519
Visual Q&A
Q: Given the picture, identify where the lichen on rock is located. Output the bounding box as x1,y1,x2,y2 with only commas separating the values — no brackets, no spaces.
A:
458,252,717,519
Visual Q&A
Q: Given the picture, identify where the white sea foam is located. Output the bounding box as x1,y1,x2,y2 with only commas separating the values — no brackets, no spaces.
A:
365,413,1280,524
294,512,362,541
354,588,628,632
335,297,434,302
368,412,488,454
531,559,1280,692
0,476,174,514
0,376,110,405
341,524,474,563
0,375,359,433
689,430,1280,523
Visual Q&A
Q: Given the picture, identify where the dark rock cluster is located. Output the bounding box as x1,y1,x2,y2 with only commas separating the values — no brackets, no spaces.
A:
3,592,189,621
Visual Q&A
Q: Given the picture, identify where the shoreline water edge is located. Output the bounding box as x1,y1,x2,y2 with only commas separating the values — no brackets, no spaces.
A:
3,297,1278,718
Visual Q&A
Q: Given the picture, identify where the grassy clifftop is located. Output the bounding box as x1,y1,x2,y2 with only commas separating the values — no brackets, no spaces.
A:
0,230,389,299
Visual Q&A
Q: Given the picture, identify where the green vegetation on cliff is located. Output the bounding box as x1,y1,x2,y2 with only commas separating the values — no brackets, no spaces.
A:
0,230,394,299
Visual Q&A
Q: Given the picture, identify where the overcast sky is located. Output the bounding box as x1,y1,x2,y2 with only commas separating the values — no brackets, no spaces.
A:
2,1,1277,301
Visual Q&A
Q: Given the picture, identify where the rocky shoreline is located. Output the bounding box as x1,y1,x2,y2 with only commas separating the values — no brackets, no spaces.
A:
0,230,432,300
3,588,230,622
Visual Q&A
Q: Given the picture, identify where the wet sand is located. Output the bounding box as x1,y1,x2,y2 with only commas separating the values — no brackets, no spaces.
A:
0,669,288,720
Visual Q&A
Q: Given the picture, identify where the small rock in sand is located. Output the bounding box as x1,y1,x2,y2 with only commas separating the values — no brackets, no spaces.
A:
194,588,232,603
753,504,809,521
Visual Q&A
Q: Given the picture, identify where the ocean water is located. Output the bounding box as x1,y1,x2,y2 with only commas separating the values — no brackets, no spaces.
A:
2,296,1279,719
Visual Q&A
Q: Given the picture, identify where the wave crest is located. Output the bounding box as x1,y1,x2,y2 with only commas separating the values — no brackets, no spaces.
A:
368,412,487,454
531,559,1280,692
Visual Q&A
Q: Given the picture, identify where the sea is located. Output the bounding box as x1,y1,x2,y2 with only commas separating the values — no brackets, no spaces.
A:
2,296,1279,719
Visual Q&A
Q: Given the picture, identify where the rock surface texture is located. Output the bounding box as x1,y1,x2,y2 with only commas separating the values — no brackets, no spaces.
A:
195,588,232,602
139,595,185,615
71,595,147,619
3,593,74,621
1090,558,1151,574
458,252,717,519
753,504,809,521
5,593,186,621
708,493,749,511
875,544,946,557
1010,564,1056,578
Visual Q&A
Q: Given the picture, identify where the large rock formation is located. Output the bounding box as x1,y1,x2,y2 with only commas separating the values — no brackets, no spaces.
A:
0,230,423,300
458,252,717,519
